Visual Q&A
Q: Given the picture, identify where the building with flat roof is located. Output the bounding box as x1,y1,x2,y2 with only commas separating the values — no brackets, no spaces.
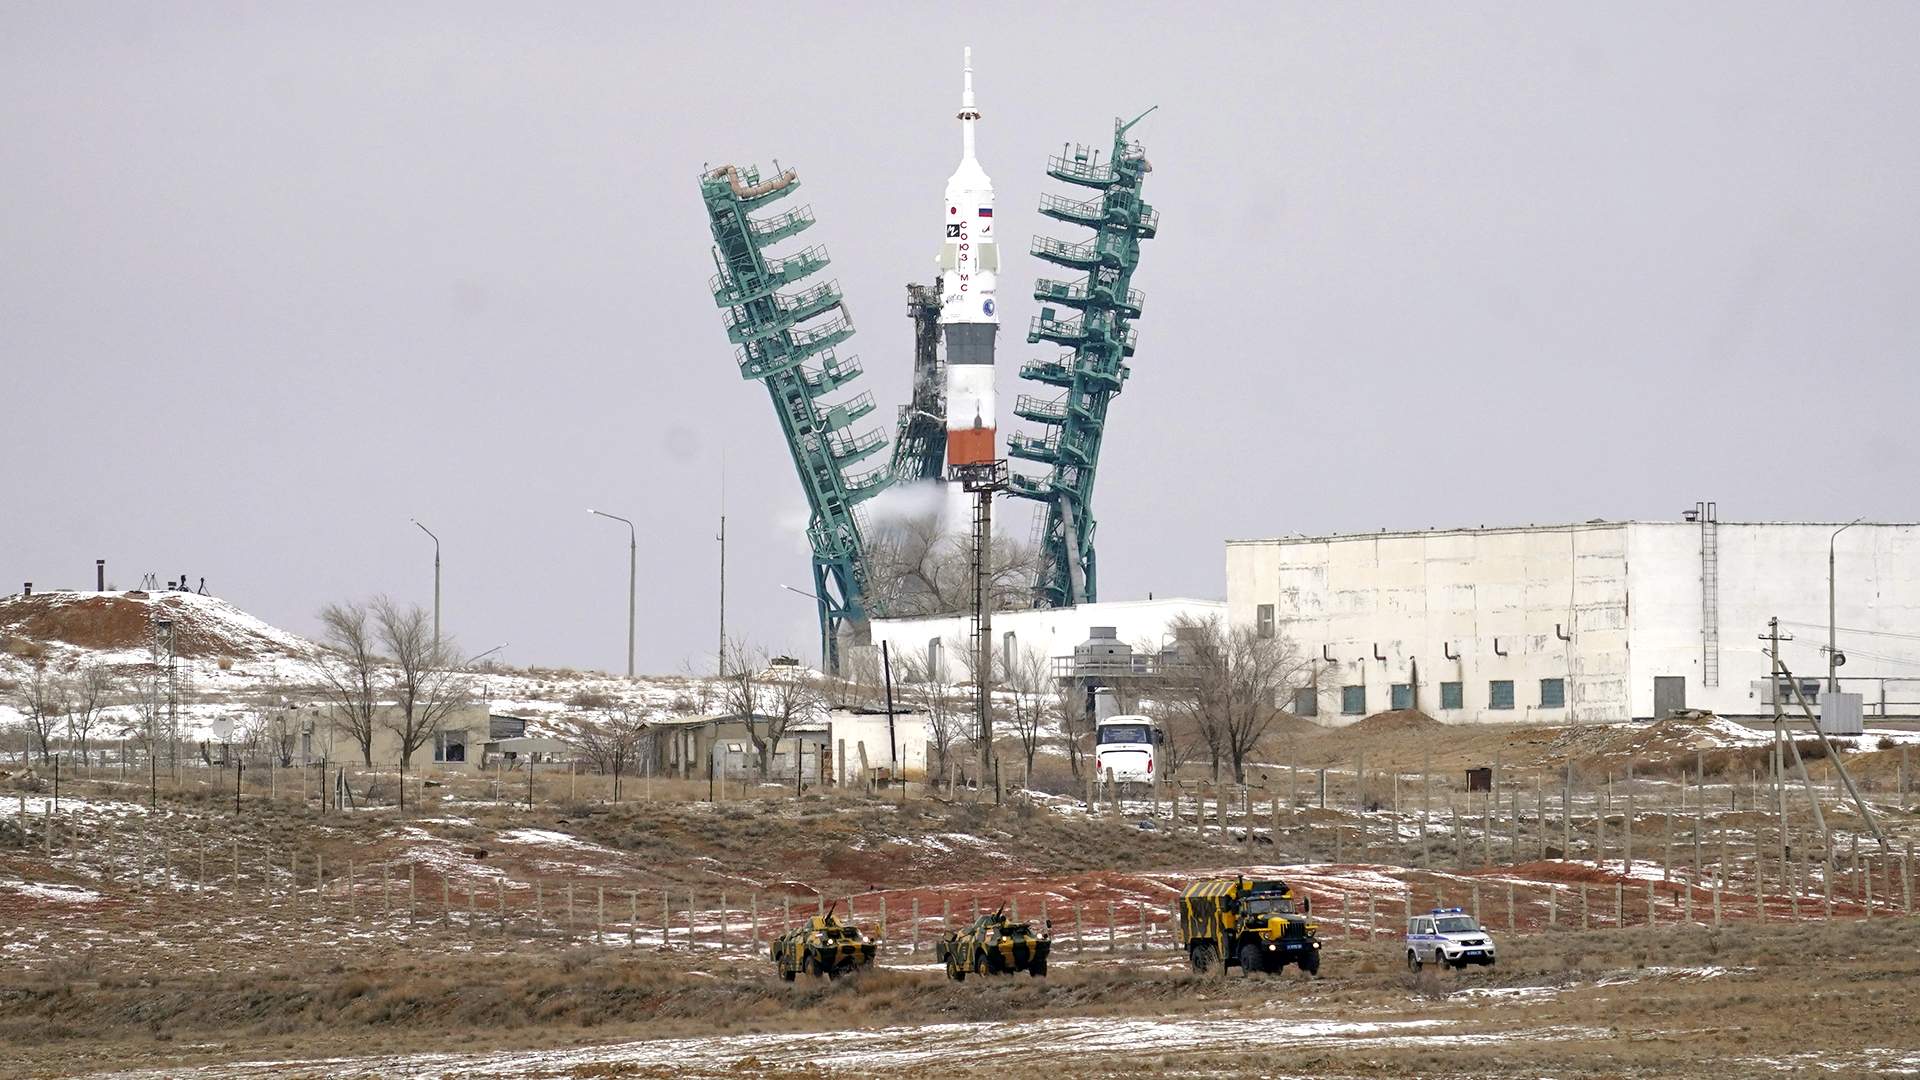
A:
1226,510,1920,725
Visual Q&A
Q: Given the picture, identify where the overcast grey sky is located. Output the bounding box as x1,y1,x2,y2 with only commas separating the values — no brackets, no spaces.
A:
4,3,1917,674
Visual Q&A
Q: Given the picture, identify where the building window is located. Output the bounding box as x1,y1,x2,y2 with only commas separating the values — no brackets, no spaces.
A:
1002,631,1017,673
1341,685,1366,715
1440,682,1463,710
434,729,467,763
1540,678,1566,708
1256,604,1275,639
1292,686,1318,717
927,638,943,683
1488,681,1514,710
1390,683,1412,710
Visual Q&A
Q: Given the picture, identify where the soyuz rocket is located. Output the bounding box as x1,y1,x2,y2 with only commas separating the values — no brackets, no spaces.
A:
941,46,999,471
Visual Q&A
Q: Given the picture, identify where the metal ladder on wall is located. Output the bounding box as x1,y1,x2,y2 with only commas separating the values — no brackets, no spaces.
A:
1700,501,1720,687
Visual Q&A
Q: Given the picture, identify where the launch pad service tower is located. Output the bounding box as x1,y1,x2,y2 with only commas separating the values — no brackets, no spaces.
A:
940,47,1006,780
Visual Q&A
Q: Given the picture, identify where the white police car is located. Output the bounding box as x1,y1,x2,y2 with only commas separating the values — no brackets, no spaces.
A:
1404,907,1496,971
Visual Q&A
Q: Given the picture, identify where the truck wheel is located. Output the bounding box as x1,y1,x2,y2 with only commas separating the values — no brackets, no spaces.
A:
1189,942,1217,974
1406,951,1421,973
1238,941,1264,976
1299,949,1320,977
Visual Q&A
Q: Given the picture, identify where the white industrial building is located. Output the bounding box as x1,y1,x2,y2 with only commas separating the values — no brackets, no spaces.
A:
867,597,1226,682
1226,512,1920,725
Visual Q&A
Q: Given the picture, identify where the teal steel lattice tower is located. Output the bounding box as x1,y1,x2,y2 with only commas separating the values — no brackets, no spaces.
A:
1007,109,1159,608
701,164,891,672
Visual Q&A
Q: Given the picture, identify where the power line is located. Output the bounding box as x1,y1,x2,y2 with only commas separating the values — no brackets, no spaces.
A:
1778,619,1920,643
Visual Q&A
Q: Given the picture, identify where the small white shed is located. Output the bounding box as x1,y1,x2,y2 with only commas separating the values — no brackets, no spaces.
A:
827,706,928,784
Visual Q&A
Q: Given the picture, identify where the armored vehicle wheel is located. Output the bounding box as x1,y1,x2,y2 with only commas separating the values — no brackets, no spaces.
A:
1299,949,1320,977
947,961,966,982
1238,941,1265,976
1189,941,1218,974
780,967,797,982
1406,950,1421,973
1029,959,1047,978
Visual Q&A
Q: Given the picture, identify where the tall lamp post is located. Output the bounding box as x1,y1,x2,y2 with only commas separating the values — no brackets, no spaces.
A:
589,509,637,678
1828,517,1863,692
781,584,824,671
411,519,440,644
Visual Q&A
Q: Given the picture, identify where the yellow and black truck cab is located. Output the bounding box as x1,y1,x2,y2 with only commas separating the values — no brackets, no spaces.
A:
1178,876,1322,976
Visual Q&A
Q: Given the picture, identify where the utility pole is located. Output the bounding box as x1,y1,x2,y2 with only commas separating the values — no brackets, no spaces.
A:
588,509,637,678
412,520,441,644
717,512,727,677
1765,618,1790,866
955,461,1008,781
1828,518,1862,692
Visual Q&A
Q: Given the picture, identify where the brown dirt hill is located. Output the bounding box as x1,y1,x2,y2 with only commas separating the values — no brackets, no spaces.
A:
1342,708,1444,737
0,590,312,661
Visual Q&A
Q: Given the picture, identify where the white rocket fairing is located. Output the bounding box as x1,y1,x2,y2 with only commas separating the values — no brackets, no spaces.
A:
942,46,999,470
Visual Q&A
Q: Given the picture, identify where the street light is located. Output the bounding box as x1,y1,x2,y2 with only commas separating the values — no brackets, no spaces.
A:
466,643,508,667
780,585,824,670
1828,517,1864,692
412,519,441,644
588,509,637,678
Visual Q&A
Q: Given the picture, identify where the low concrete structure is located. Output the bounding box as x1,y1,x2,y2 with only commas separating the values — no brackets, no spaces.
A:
305,708,550,772
648,713,831,783
827,706,928,783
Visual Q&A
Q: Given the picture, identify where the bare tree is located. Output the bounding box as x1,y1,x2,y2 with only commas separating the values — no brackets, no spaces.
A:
1001,644,1055,776
557,706,652,799
373,597,469,783
824,644,888,711
720,640,824,780
14,663,57,764
894,648,967,781
865,510,1042,617
262,703,304,768
59,664,116,768
312,601,381,766
1155,613,1314,784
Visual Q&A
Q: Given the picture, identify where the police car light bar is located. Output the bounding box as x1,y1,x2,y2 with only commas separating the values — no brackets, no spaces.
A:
1429,907,1465,915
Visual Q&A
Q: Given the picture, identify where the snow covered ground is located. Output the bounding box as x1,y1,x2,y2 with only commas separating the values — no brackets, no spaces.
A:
83,1013,1607,1079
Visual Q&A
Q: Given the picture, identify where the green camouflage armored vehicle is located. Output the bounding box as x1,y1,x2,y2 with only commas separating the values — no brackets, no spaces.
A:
1179,875,1321,976
771,907,877,981
935,907,1050,981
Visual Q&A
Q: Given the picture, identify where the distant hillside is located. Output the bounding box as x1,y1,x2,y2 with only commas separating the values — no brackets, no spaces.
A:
0,589,315,666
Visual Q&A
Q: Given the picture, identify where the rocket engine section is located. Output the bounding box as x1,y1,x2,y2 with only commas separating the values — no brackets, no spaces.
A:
941,46,999,470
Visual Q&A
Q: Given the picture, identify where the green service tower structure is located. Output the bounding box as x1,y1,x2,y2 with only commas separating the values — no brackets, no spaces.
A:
1008,109,1159,608
700,164,892,673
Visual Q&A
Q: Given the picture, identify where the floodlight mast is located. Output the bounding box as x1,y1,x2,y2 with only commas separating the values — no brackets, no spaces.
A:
588,509,637,678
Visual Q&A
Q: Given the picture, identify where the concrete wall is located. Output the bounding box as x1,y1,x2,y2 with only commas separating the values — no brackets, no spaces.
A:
311,706,495,770
1228,525,1626,725
1227,521,1920,724
868,597,1227,681
827,708,928,781
1624,522,1920,719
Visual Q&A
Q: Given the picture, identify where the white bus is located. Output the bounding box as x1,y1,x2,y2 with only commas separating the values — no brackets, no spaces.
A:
1093,714,1162,783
